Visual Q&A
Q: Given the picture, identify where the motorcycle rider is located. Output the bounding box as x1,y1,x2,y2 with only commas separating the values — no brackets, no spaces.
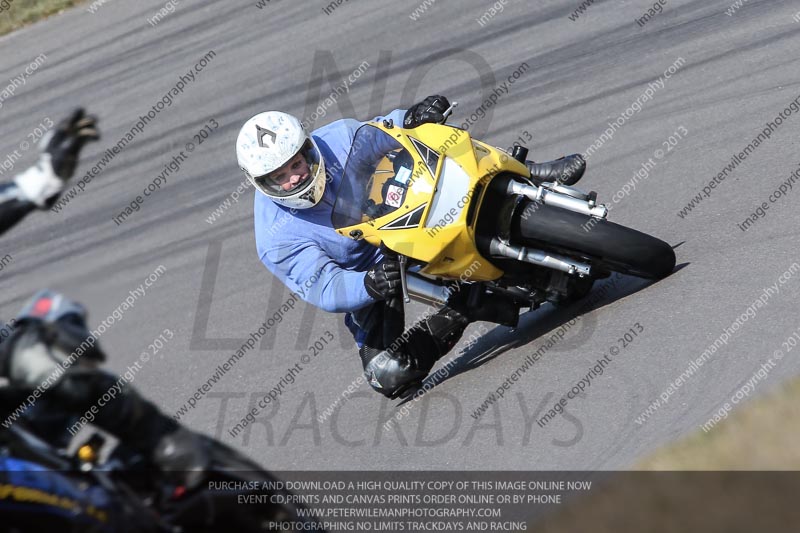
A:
238,95,586,398
0,111,206,483
0,290,208,484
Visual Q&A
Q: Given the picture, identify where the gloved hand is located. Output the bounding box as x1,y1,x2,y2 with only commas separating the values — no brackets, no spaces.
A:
364,259,402,301
44,108,100,179
403,95,450,128
13,108,99,207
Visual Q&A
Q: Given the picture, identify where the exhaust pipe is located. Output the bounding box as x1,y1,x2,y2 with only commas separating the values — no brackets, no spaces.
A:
405,272,454,306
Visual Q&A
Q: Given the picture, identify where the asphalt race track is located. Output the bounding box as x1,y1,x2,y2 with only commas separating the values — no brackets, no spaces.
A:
1,0,799,472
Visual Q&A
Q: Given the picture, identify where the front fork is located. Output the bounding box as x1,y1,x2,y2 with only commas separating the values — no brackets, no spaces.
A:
388,174,611,315
487,177,608,277
506,179,608,218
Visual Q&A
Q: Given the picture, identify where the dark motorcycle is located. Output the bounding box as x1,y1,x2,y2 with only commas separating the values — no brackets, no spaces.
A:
0,423,322,532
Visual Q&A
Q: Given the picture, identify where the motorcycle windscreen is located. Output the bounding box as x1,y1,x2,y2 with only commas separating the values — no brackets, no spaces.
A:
332,125,414,229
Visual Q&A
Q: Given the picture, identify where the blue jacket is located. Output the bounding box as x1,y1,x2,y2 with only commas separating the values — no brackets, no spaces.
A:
254,108,407,348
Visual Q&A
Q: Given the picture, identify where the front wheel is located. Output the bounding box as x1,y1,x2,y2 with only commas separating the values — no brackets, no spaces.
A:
510,200,676,279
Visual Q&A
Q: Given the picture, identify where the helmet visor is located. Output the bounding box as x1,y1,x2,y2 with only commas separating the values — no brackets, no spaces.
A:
252,140,321,198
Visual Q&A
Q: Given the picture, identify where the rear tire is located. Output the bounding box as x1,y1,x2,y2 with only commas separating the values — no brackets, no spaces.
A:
511,200,676,279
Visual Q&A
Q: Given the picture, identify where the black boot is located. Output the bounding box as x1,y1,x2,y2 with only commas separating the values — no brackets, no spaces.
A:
360,347,430,399
360,307,470,398
526,154,586,186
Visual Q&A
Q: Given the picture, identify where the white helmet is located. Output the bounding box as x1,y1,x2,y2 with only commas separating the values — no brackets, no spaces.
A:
236,111,327,209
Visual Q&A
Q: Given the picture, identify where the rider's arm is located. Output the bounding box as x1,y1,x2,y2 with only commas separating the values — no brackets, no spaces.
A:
0,110,98,238
2,312,204,485
0,318,179,453
55,367,180,451
0,182,37,236
369,108,407,126
254,107,408,313
259,237,373,313
0,155,69,236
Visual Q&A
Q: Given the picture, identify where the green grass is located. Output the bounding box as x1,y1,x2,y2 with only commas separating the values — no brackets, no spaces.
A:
0,0,86,37
638,377,800,470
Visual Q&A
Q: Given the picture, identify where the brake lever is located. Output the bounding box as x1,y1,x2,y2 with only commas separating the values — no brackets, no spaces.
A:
441,101,458,123
398,254,410,304
379,243,410,304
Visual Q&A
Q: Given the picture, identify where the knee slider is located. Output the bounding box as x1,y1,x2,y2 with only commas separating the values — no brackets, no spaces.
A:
359,347,426,398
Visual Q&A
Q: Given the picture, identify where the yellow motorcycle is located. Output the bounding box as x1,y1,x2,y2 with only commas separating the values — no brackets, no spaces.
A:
331,108,675,325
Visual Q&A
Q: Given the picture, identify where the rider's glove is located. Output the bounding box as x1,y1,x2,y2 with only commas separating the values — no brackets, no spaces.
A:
13,108,99,207
364,259,402,301
403,95,450,128
45,108,100,180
